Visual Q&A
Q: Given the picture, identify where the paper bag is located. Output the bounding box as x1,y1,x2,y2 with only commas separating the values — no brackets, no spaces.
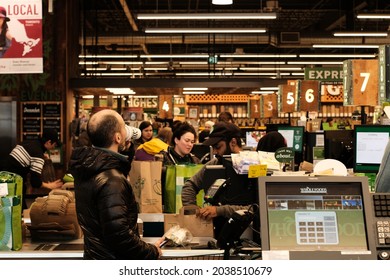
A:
129,161,163,213
164,205,214,237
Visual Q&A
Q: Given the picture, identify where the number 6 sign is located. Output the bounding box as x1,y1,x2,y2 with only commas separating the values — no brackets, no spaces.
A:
299,80,320,112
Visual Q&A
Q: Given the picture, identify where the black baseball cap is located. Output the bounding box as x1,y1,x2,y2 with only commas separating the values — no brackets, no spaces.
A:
42,128,62,147
203,122,241,146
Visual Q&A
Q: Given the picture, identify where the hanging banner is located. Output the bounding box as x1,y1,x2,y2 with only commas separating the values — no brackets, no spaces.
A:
262,93,278,118
299,80,320,112
0,0,42,73
279,81,298,113
249,97,261,118
343,59,378,106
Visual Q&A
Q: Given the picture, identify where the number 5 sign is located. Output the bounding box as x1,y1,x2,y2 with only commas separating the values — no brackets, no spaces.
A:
343,59,378,106
280,82,298,113
298,80,320,112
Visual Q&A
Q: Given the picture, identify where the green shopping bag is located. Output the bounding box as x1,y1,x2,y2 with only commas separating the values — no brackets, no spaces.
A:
164,164,204,213
0,171,23,251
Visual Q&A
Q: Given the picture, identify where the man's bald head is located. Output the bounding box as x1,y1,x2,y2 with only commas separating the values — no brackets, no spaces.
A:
87,109,124,148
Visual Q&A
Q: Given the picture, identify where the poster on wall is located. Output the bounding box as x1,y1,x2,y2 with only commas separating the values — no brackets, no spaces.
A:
0,0,42,73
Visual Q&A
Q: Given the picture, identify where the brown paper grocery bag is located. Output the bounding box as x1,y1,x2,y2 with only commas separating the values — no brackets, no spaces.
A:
129,161,163,213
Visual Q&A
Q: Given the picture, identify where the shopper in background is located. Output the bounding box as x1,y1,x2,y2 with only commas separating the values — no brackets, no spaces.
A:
217,111,234,123
256,131,287,152
198,120,214,143
152,121,163,136
69,109,164,259
204,120,215,131
132,121,153,151
181,122,257,237
160,122,200,165
2,128,63,209
134,127,173,161
375,139,390,193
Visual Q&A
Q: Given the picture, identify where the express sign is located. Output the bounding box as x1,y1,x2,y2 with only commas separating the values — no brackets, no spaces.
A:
304,67,343,81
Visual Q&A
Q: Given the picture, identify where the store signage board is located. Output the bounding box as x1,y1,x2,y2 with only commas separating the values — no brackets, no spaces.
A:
304,67,343,82
23,118,41,133
262,94,278,118
42,103,61,118
22,103,41,118
378,45,390,105
320,82,344,103
275,147,295,162
280,82,298,113
298,80,320,112
249,97,261,118
20,102,62,142
0,0,43,73
343,59,379,106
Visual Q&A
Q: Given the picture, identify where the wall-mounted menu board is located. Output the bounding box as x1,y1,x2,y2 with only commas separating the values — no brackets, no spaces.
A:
21,102,63,142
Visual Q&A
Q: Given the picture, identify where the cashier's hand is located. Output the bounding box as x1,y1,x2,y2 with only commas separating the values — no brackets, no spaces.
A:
42,179,63,190
197,206,217,220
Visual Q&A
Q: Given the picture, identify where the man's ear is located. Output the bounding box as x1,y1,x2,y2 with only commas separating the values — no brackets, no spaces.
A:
115,132,122,144
229,138,237,148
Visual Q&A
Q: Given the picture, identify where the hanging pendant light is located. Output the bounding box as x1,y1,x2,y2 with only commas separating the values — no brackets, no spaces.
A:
212,0,233,5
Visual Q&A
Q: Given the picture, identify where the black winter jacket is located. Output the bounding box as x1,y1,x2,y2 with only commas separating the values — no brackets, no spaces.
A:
69,146,159,260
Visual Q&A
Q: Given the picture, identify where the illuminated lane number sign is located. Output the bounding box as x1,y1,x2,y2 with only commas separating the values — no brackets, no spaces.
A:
263,94,278,118
351,59,378,106
299,80,320,112
249,98,261,118
281,84,297,113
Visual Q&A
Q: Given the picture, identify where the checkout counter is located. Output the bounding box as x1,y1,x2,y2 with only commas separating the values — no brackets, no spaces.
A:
0,210,227,260
0,237,225,260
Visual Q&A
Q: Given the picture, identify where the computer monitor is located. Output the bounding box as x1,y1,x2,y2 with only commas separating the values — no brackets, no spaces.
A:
354,125,390,173
245,130,266,149
277,126,305,152
258,176,377,260
324,130,354,169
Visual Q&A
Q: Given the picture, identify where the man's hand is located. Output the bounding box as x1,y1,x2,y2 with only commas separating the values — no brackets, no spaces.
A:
154,236,166,259
196,206,217,220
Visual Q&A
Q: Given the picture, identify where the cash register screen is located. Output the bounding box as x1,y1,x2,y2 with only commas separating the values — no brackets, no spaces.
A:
258,176,376,258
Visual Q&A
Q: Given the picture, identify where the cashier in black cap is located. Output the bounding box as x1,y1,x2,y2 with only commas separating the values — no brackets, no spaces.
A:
181,122,258,237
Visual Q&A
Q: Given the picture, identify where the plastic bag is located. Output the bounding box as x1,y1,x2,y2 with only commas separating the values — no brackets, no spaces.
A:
163,225,193,247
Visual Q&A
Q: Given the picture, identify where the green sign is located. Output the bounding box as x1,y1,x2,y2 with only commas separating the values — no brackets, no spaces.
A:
304,67,343,81
275,148,295,163
208,55,218,64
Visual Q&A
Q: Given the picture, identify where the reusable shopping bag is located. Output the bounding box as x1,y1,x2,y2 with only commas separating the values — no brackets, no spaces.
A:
0,171,23,251
164,164,204,213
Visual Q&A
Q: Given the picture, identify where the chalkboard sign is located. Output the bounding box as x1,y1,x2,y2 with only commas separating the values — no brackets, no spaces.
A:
23,118,41,133
43,103,61,118
22,103,41,118
43,118,61,130
21,102,63,145
22,133,40,141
